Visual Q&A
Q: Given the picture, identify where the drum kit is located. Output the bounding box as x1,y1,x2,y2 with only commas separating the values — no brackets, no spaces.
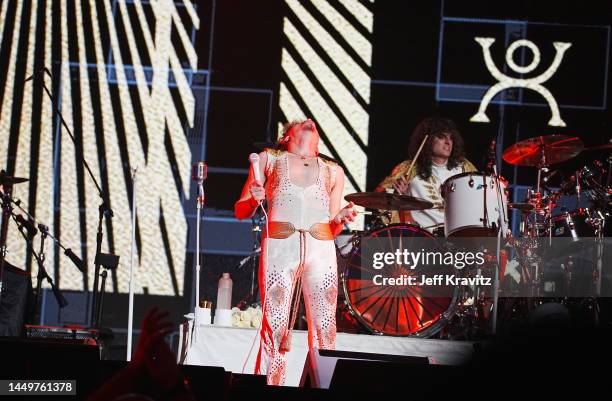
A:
339,134,611,339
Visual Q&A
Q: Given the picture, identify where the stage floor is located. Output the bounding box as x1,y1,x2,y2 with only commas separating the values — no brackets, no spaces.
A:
178,322,476,386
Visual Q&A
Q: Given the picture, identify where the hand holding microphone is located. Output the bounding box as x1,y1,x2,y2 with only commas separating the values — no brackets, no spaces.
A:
249,153,265,207
249,183,265,206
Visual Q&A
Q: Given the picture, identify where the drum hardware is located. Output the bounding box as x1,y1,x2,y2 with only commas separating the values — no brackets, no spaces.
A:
338,135,610,336
499,135,612,329
488,160,507,335
502,134,585,242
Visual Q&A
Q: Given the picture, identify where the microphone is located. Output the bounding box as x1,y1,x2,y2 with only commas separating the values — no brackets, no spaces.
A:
15,214,37,236
249,153,261,184
64,248,86,273
192,162,207,207
191,162,207,184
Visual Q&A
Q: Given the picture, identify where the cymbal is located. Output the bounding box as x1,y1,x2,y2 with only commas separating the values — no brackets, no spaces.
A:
0,170,28,186
345,192,433,211
502,135,584,166
508,202,535,212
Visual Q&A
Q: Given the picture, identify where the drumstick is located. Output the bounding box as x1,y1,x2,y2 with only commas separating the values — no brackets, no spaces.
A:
393,134,429,194
405,134,429,179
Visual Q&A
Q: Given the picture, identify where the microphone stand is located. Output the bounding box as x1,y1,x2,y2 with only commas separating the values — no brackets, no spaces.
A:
26,68,115,328
249,214,262,303
11,213,68,320
194,173,205,312
9,194,85,273
127,167,138,361
7,192,86,321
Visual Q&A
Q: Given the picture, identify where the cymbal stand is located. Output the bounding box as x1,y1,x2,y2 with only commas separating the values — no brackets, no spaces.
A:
490,164,507,334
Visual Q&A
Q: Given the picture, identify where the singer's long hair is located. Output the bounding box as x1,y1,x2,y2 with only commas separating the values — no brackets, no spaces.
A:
408,117,466,180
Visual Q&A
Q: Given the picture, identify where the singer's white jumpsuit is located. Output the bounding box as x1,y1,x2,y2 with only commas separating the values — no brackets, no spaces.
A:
256,149,338,386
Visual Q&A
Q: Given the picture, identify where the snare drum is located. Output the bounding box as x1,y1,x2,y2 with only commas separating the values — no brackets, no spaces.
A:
442,172,508,237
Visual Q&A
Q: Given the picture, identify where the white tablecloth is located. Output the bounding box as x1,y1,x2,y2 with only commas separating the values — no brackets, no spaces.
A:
178,322,475,387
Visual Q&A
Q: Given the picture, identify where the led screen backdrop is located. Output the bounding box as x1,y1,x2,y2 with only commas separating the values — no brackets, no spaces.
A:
1,0,610,302
0,0,203,296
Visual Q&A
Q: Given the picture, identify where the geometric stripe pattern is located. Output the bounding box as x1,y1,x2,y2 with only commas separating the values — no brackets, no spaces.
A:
279,0,373,228
0,0,200,296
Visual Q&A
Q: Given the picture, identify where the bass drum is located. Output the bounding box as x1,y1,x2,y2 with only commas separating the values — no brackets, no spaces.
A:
342,224,459,337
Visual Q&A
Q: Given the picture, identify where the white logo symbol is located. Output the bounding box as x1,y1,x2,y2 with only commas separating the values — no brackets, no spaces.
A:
470,37,572,127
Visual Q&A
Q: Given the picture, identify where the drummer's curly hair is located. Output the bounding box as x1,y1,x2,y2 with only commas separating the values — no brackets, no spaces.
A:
408,117,466,180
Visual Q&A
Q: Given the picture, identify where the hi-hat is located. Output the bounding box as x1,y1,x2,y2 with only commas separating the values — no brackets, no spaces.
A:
345,192,433,211
502,135,584,166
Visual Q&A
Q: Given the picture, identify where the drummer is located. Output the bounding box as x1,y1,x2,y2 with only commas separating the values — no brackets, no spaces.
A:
376,117,477,232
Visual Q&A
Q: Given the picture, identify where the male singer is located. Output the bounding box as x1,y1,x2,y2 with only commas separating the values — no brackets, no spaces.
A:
235,119,356,385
